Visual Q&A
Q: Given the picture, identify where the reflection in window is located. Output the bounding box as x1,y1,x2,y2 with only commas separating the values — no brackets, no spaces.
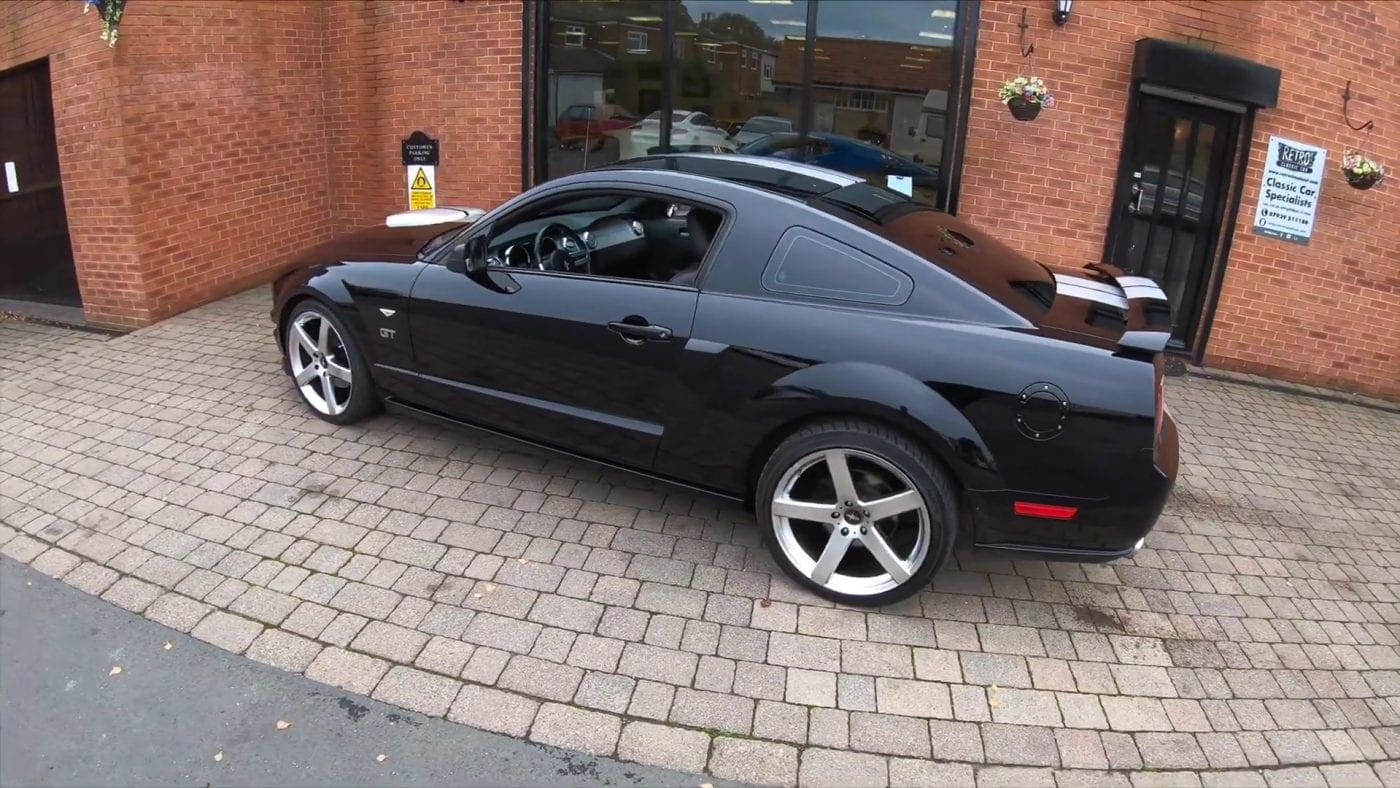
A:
544,1,669,180
803,0,958,205
673,1,808,159
540,0,963,207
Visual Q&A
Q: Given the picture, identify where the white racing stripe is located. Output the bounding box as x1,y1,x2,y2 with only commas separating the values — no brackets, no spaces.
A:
1053,274,1128,309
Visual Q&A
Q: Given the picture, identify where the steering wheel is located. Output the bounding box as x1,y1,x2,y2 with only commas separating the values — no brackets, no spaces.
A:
533,223,592,274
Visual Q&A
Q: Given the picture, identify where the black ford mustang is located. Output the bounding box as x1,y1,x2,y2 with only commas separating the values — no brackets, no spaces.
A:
272,154,1178,606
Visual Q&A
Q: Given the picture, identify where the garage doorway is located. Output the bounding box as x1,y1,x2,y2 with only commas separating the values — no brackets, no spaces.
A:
0,59,81,308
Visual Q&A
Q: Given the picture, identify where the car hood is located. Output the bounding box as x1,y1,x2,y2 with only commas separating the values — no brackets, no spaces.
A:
287,222,467,269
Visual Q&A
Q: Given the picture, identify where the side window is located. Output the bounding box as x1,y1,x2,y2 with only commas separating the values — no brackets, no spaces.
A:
761,226,913,305
484,192,725,286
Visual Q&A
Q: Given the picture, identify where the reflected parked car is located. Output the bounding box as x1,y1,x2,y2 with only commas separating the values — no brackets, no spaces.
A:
740,132,939,196
732,115,795,147
607,110,738,160
554,104,637,151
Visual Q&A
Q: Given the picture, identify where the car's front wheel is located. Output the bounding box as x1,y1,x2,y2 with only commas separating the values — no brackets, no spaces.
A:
757,419,957,606
284,301,378,424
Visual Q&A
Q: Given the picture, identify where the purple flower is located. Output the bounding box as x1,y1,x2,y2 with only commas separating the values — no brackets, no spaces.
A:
1043,96,1056,108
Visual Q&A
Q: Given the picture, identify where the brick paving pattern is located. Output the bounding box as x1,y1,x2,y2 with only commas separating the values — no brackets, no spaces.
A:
1,289,1397,786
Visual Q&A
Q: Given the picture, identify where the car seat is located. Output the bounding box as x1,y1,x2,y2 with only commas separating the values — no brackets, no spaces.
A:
671,209,721,285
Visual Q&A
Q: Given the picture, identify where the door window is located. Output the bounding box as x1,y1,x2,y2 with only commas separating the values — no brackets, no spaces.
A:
484,192,725,286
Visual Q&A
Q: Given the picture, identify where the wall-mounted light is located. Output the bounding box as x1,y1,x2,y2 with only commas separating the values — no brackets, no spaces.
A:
1052,0,1073,26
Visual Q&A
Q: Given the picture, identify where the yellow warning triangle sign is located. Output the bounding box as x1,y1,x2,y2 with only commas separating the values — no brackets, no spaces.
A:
411,168,432,190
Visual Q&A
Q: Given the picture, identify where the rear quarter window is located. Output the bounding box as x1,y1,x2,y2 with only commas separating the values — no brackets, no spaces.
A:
761,226,913,306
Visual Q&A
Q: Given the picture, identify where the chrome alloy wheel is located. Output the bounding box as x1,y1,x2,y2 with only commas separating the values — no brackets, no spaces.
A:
287,310,353,417
771,449,931,597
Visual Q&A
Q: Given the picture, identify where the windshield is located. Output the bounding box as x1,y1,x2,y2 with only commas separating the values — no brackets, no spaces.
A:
815,184,1055,318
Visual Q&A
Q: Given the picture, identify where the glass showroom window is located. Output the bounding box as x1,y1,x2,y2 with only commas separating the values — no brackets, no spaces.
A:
806,0,960,205
543,2,667,179
538,0,968,209
672,0,808,160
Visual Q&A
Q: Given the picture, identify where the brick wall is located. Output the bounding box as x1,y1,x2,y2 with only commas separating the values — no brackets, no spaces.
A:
960,0,1399,396
2,0,521,328
322,1,523,236
1,0,144,325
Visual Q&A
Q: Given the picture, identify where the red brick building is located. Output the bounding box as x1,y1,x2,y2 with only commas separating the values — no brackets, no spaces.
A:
1,0,1395,396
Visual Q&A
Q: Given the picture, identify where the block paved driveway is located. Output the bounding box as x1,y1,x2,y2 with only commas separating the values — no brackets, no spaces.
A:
2,289,1398,787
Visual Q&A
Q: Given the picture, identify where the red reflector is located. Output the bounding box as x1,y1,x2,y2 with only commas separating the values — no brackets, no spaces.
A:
1014,502,1078,520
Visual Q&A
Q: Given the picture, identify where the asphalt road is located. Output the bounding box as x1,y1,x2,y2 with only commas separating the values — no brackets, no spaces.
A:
0,556,719,787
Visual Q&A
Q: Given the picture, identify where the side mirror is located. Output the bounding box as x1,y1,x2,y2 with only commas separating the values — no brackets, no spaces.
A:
446,235,488,275
465,236,488,274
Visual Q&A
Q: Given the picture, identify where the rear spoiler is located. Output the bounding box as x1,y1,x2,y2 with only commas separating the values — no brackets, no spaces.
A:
1080,262,1173,354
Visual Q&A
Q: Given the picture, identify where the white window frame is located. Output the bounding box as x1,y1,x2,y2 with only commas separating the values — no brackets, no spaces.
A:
627,30,649,54
563,24,585,48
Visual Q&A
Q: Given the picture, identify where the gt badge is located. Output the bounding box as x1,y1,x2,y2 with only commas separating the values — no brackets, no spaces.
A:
380,327,396,339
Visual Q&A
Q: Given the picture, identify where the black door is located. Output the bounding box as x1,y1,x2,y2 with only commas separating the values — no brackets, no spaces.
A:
407,264,698,470
0,60,80,307
1104,93,1240,351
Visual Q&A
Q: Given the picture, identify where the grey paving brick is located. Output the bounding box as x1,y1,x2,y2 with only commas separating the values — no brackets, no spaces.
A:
800,747,887,788
448,685,538,736
304,646,389,695
709,737,798,786
889,759,974,787
351,620,429,662
529,703,620,756
574,671,635,713
498,654,583,702
371,666,461,717
245,629,321,672
617,721,709,774
414,636,475,677
189,611,263,654
982,722,1059,766
670,687,754,735
850,711,931,757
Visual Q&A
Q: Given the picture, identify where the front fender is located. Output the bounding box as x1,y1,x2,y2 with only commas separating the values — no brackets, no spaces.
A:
271,262,421,374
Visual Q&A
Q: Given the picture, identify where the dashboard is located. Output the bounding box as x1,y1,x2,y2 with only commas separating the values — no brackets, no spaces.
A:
486,213,652,275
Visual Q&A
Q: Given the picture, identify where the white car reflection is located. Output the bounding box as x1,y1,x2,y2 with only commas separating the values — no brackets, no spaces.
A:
607,110,738,160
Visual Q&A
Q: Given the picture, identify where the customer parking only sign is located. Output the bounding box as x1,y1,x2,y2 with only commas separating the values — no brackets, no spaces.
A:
1252,136,1326,245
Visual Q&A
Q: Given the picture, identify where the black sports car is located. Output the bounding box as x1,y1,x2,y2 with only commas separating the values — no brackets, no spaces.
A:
271,154,1179,606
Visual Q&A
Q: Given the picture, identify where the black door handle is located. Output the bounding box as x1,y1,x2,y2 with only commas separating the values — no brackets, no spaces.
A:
607,320,672,344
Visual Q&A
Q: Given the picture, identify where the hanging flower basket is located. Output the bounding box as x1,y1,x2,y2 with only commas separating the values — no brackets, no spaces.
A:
1007,97,1042,121
1340,150,1384,190
82,0,127,48
999,76,1055,122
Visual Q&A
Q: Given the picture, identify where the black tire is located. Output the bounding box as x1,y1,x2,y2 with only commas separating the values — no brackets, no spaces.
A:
756,418,958,607
284,300,379,425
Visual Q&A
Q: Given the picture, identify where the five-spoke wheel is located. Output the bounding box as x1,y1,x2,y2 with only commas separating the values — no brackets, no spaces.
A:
285,302,378,424
758,420,956,605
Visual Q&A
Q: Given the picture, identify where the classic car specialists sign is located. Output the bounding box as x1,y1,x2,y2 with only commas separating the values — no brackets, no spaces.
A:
1251,136,1326,246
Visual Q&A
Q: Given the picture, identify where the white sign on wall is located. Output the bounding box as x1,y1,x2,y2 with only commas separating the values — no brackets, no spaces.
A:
1251,136,1326,246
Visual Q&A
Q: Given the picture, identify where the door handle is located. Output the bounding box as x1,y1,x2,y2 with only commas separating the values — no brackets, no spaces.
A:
607,321,672,345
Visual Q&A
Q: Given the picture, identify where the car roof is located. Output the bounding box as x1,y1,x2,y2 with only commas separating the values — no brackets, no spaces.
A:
598,153,861,199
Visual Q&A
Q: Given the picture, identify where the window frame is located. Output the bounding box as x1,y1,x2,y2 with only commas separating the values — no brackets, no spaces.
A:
563,24,585,48
626,29,650,54
529,1,981,214
464,183,736,293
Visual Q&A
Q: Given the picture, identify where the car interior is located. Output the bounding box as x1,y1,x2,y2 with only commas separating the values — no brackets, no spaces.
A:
483,193,724,285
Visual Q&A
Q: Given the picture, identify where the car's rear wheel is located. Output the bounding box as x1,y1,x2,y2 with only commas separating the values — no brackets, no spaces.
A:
285,301,378,424
757,419,957,606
